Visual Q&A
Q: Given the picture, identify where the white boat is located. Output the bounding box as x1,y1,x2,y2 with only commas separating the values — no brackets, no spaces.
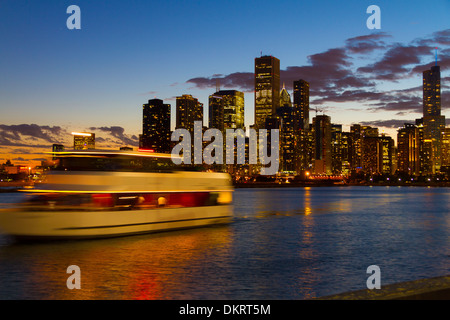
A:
0,150,233,241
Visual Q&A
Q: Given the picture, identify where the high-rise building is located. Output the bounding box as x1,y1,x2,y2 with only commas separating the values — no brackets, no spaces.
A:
341,132,352,175
176,94,204,164
140,99,171,153
350,124,362,170
441,128,450,170
312,115,332,175
380,134,394,175
208,90,245,172
276,105,295,172
280,83,292,108
293,79,310,132
415,118,432,175
72,132,95,150
254,55,280,129
176,94,203,131
423,64,445,173
397,124,420,175
331,124,342,174
423,65,441,117
208,90,244,131
362,136,381,174
292,79,310,174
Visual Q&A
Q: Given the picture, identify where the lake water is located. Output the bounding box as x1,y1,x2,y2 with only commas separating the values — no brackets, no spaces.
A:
0,186,449,299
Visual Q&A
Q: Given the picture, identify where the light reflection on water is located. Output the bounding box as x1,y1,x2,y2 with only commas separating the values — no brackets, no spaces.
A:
0,186,449,299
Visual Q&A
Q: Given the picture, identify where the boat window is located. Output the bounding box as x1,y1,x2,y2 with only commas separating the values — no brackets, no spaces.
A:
52,155,203,173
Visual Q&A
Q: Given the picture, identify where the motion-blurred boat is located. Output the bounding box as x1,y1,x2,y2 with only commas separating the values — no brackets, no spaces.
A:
0,150,233,241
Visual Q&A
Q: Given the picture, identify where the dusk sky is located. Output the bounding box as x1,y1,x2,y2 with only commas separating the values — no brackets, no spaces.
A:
1,0,449,165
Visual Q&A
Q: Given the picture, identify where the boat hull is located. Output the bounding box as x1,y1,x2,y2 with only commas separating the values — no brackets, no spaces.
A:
0,205,232,241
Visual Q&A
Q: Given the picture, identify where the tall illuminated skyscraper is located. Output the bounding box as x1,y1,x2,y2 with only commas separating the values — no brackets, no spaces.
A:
208,90,244,131
176,94,203,131
331,124,342,174
280,83,292,107
423,65,441,117
293,79,310,174
176,94,204,164
397,123,420,176
254,55,280,129
293,79,309,132
423,64,445,173
312,115,331,174
140,98,171,153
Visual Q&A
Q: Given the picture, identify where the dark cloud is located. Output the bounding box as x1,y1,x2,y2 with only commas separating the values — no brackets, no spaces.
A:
0,124,64,143
415,29,450,47
366,89,422,114
357,44,432,80
360,118,450,128
89,126,139,147
0,124,66,147
345,33,392,54
187,72,254,92
358,119,415,128
410,48,450,75
185,29,448,118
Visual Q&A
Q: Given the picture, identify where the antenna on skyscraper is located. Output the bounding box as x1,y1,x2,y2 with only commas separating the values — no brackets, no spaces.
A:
435,47,438,66
311,106,323,116
216,78,220,93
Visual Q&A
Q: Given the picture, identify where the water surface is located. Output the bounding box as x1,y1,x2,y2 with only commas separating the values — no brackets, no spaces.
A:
0,186,449,299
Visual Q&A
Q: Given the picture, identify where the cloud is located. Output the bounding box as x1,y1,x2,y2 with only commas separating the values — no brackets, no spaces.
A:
0,124,66,147
358,119,418,128
357,44,432,81
359,118,450,129
187,72,254,92
345,33,392,54
184,29,448,119
140,91,158,96
415,29,450,47
89,126,139,147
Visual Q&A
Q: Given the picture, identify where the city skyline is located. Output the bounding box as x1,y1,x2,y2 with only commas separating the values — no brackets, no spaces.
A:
1,1,449,166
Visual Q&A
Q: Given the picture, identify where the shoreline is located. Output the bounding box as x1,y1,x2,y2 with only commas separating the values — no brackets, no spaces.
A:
317,275,450,300
233,181,450,188
1,181,449,192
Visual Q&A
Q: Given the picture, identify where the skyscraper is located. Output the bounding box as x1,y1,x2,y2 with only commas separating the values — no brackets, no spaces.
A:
293,79,310,132
312,115,332,175
350,124,362,170
276,105,295,172
422,64,445,173
397,124,420,175
140,98,171,153
423,65,441,117
441,128,450,170
176,94,204,131
380,134,394,175
254,55,280,129
208,90,245,172
415,118,432,175
176,94,204,164
331,124,342,174
292,79,310,174
280,83,292,107
208,90,244,131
